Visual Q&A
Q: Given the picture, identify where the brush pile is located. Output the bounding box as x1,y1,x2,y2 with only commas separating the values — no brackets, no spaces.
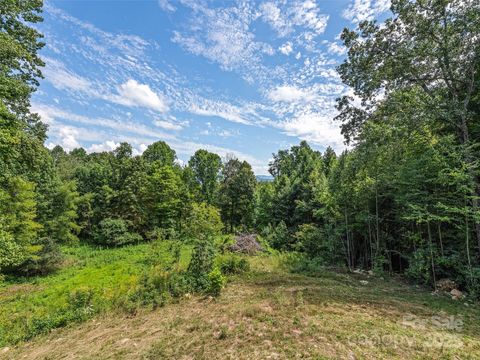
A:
229,233,263,255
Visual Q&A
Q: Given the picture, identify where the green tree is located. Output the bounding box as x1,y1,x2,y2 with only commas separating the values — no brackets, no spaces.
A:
188,149,222,204
0,0,46,139
146,166,184,231
219,158,256,232
337,0,480,252
142,141,176,167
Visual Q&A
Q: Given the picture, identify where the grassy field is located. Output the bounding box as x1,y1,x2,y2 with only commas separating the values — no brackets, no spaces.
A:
1,247,480,359
0,242,192,346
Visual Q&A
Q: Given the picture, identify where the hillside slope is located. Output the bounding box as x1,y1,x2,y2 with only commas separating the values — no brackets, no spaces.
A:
3,257,480,360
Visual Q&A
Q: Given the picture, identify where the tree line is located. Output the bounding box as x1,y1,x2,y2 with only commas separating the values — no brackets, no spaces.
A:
2,0,480,297
256,0,480,295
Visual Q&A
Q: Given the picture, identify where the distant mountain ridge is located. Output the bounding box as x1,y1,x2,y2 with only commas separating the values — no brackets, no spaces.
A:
256,175,273,182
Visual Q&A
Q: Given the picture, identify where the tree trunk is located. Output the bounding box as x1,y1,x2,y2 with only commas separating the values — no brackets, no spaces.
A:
344,206,351,271
465,198,474,286
375,184,380,261
427,220,437,290
368,212,374,269
437,223,444,257
459,112,480,257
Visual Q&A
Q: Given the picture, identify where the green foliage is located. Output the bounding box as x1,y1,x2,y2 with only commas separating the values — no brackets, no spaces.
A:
217,254,250,275
254,182,274,229
0,244,152,345
94,218,142,247
293,224,336,264
188,149,222,204
267,221,291,250
0,176,41,245
206,268,226,296
184,202,223,241
0,227,26,271
188,240,215,276
67,286,95,318
142,141,176,166
219,157,256,232
0,0,46,137
146,166,185,231
20,237,63,276
43,180,81,244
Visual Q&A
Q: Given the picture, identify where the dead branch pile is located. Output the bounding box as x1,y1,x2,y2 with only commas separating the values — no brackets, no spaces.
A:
229,233,263,255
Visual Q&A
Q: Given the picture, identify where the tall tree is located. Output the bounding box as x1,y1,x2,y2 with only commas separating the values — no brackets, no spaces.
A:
188,149,222,204
142,141,176,167
219,158,256,232
336,0,480,252
0,0,46,139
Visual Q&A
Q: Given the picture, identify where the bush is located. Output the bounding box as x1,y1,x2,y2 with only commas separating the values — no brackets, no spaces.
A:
218,254,250,275
267,221,291,250
68,287,95,319
206,268,226,297
188,240,215,275
406,248,433,285
127,270,171,309
117,232,143,246
0,228,26,272
184,202,223,241
20,237,63,276
94,218,142,246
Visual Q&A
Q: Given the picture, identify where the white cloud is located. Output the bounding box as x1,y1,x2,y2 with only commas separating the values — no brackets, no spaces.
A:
292,0,329,35
46,3,150,57
279,42,293,55
342,0,391,23
190,100,253,125
43,58,91,92
192,107,249,125
158,0,175,12
327,42,347,55
153,119,184,131
267,85,315,103
218,129,238,138
87,140,120,153
260,1,329,37
260,2,289,37
43,58,170,114
113,79,168,113
32,103,176,140
58,126,81,151
171,2,271,74
278,112,345,151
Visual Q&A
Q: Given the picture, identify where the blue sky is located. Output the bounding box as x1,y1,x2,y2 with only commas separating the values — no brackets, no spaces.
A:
33,0,391,174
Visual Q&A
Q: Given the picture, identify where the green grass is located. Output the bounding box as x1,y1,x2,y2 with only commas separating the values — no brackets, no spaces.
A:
0,242,192,346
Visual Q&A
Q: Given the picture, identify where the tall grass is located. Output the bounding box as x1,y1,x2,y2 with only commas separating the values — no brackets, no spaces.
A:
0,242,192,346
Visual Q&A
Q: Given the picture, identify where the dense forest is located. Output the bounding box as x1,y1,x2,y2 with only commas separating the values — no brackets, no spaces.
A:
1,0,480,303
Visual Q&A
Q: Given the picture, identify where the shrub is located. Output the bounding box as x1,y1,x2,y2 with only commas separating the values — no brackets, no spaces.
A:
68,286,95,318
0,228,26,272
406,248,433,285
218,254,250,275
188,240,215,275
20,237,63,276
267,221,291,250
117,232,143,246
94,218,142,246
184,202,223,241
127,271,170,309
206,268,226,296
